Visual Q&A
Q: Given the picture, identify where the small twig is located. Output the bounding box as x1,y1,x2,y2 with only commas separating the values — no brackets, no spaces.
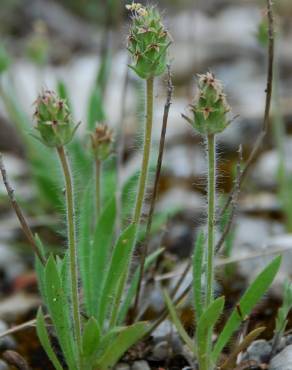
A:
171,260,192,300
219,0,274,218
2,350,31,370
215,145,243,255
0,315,50,339
132,65,173,319
0,153,45,265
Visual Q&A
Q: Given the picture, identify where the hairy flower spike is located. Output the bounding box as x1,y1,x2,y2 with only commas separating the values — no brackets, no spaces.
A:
126,4,171,79
184,72,231,135
33,90,79,147
90,124,114,161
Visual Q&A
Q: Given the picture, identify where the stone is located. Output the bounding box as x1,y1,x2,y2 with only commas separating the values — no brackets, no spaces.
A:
151,320,177,341
131,360,150,370
242,339,271,363
270,344,292,370
115,363,130,370
0,360,8,370
0,320,16,352
152,341,171,361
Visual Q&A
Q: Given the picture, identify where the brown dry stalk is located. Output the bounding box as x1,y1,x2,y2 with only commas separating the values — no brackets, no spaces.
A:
219,0,274,219
132,65,174,319
0,153,45,265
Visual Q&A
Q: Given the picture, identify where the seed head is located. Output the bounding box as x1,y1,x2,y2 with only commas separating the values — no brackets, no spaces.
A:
126,4,171,79
90,124,114,161
33,90,79,147
183,72,231,135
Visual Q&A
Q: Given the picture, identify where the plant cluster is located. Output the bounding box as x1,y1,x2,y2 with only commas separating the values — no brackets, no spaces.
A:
0,1,285,370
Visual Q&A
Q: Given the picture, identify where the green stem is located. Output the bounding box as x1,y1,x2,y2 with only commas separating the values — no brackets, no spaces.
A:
95,159,101,218
204,134,216,370
57,146,82,367
133,77,154,225
206,133,216,307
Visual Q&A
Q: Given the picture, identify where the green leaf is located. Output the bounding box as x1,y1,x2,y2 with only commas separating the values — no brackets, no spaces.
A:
82,317,101,359
36,308,64,370
121,164,156,224
44,256,77,370
196,297,225,369
57,79,73,114
164,290,194,353
193,231,205,322
117,248,164,324
60,251,71,300
97,224,136,327
90,197,116,317
95,322,148,370
78,180,95,315
34,235,47,305
212,256,281,362
87,86,105,130
137,207,181,243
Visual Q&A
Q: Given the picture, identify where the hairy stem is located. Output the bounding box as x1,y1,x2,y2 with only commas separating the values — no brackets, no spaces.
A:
57,146,82,366
133,77,154,225
206,134,216,307
133,67,173,319
95,159,101,218
204,134,216,370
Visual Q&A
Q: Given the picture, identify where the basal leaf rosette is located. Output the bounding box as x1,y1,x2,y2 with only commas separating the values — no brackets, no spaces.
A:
184,72,231,135
33,90,79,147
126,3,171,79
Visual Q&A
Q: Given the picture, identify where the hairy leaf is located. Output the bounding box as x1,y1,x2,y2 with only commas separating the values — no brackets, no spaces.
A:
97,224,136,327
91,197,116,317
117,248,164,324
164,290,194,353
212,256,281,362
44,256,77,370
36,308,64,370
82,317,101,360
95,322,148,370
197,296,225,369
193,231,205,322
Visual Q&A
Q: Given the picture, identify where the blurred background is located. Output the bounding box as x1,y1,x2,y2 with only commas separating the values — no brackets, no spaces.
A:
1,0,292,368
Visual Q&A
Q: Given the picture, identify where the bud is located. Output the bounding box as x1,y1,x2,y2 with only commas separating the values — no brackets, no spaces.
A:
126,3,171,79
90,124,114,161
183,72,231,135
33,90,79,147
26,20,49,66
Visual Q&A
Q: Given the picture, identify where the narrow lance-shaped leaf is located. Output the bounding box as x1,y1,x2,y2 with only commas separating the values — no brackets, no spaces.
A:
193,231,205,322
34,235,47,305
78,181,94,315
57,79,73,114
82,317,101,360
36,308,64,370
95,322,148,370
97,224,136,327
87,86,106,130
44,256,77,370
212,256,281,363
164,290,194,353
117,248,164,325
196,297,225,370
91,197,116,317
